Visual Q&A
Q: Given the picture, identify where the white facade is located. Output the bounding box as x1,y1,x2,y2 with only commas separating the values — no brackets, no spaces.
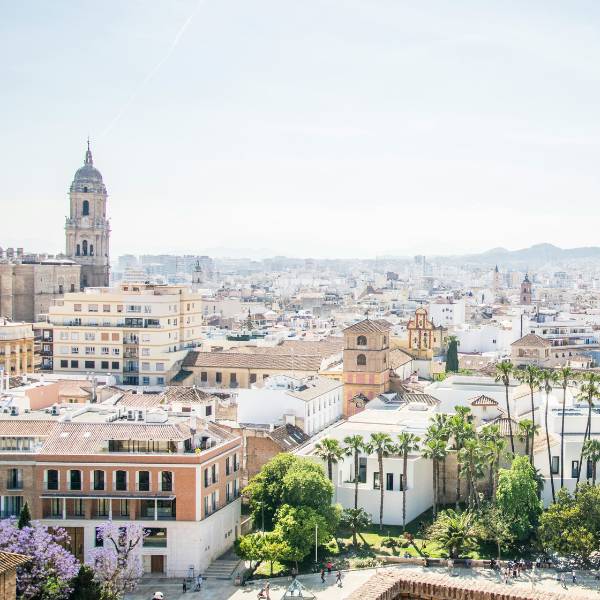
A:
428,298,465,328
235,375,343,435
454,323,517,354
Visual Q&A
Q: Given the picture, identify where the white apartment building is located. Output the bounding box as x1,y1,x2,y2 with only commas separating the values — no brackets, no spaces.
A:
523,314,599,352
44,283,203,386
234,374,343,435
427,297,466,328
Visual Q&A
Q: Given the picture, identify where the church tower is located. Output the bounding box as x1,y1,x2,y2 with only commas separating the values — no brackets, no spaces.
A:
65,141,110,288
520,273,532,305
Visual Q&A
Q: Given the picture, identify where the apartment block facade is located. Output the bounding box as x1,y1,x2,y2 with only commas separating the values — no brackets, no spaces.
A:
42,283,203,385
0,416,242,576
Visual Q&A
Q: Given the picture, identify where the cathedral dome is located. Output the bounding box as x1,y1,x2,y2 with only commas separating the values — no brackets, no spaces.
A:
70,141,107,194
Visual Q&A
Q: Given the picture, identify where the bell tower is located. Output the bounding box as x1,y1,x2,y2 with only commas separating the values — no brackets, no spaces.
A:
65,141,110,288
520,273,532,305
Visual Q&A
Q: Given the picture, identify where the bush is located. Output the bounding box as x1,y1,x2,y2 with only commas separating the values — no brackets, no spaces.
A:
380,536,399,549
350,557,382,569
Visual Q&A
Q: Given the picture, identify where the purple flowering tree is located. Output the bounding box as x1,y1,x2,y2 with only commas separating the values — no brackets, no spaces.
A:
88,521,147,597
0,518,80,599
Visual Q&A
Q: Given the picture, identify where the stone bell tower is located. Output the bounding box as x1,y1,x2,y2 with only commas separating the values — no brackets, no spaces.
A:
65,141,110,288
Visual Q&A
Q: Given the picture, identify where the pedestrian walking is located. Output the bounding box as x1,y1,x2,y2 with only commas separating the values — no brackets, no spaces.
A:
182,579,187,593
195,574,203,591
336,570,343,588
572,570,577,585
320,568,325,583
560,573,566,589
326,561,332,574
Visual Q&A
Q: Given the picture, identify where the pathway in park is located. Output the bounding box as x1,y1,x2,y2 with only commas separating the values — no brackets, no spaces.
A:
126,565,600,600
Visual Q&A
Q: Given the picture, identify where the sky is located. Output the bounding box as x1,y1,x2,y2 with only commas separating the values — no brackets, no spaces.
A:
2,0,600,259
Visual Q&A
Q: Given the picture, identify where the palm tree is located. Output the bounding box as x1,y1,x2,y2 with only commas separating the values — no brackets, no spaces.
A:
582,439,600,485
516,365,541,460
421,437,447,518
344,435,365,509
448,407,474,508
430,413,451,499
540,369,558,503
396,432,421,530
557,367,576,488
426,509,479,559
340,507,371,548
479,424,506,499
576,373,600,486
495,360,515,454
367,432,395,529
314,438,345,482
457,438,485,510
517,419,539,461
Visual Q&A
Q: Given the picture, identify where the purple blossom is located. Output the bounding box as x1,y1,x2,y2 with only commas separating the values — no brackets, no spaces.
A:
88,521,147,596
0,518,80,599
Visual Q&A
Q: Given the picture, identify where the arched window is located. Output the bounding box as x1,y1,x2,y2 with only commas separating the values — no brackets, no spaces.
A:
83,186,88,193
357,354,367,366
357,335,367,346
89,244,94,256
82,200,89,216
76,244,80,256
383,335,387,345
82,240,88,256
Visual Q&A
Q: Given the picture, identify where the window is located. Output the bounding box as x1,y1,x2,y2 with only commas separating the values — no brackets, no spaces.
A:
357,354,367,366
7,468,23,489
70,360,79,368
95,527,104,547
112,361,120,370
249,373,257,384
111,333,119,342
386,473,394,491
588,459,594,480
357,335,367,346
88,304,98,313
85,332,96,341
60,360,68,368
103,304,111,313
47,469,59,490
141,362,150,371
234,454,239,472
206,405,212,417
138,471,150,492
82,200,89,215
82,240,88,256
229,372,237,385
204,496,209,516
551,456,559,475
101,361,109,369
144,528,167,548
85,360,95,369
142,377,150,385
156,362,164,371
115,470,127,491
216,372,222,384
51,498,61,517
112,348,120,356
70,470,82,491
74,304,82,312
226,457,231,476
161,471,173,492
93,470,105,491
97,498,109,517
572,461,580,478
157,377,165,385
201,371,208,382
73,498,84,517
358,457,367,483
373,472,380,490
120,499,129,517
71,346,79,354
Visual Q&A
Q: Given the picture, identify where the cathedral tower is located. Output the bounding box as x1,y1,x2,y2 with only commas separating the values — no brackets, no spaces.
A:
520,273,532,305
65,141,110,288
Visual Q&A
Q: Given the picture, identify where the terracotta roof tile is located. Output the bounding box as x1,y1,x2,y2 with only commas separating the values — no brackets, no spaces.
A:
470,394,499,406
343,318,391,334
511,333,552,348
182,352,323,371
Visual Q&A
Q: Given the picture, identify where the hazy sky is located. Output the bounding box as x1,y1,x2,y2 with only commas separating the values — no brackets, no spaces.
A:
2,1,600,259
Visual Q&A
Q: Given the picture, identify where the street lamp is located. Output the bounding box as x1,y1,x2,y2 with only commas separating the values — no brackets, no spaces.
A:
315,523,318,564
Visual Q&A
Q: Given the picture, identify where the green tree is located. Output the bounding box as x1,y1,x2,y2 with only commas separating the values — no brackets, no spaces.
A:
478,504,514,559
517,419,539,462
540,369,558,502
422,437,447,518
495,360,515,454
516,365,541,461
343,434,365,509
274,505,335,566
261,532,291,576
576,373,600,486
243,454,335,531
582,439,600,485
495,455,542,542
396,432,421,530
539,484,600,565
366,432,395,529
479,424,506,499
17,502,32,530
448,407,474,508
235,532,267,570
557,366,576,488
314,438,345,482
70,565,102,600
426,509,479,558
458,438,486,510
445,336,459,373
340,507,371,548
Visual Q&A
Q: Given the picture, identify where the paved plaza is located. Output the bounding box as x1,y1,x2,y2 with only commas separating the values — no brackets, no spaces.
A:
126,565,600,600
